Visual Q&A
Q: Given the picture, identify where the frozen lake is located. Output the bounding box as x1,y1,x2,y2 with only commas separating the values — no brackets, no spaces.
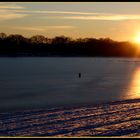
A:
0,57,140,112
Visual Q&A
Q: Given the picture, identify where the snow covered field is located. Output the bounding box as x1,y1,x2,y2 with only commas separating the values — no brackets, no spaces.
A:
0,98,139,137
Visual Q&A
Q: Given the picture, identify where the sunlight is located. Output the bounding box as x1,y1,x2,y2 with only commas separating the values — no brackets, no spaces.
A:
134,32,140,44
126,67,140,99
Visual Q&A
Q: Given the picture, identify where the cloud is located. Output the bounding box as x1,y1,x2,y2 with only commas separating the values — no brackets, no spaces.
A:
21,10,98,15
56,14,140,21
0,13,27,20
1,4,140,22
19,9,140,21
11,26,75,31
0,9,97,15
0,9,27,21
0,3,24,9
46,26,74,29
0,3,26,21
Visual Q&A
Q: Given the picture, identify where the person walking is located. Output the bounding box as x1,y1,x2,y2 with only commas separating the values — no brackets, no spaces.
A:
78,73,81,78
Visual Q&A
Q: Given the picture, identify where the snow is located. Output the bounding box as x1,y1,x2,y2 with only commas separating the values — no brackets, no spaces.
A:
0,98,139,137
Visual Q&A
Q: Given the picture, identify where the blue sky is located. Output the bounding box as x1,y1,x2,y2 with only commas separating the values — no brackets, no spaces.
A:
1,2,140,42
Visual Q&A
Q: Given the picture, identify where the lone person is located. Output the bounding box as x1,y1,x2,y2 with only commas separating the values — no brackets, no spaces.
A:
78,73,81,78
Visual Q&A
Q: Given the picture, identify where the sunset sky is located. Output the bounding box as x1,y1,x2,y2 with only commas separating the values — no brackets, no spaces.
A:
1,2,140,42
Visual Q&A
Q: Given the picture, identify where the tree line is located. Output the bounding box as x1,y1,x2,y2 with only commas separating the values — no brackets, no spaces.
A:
0,32,139,57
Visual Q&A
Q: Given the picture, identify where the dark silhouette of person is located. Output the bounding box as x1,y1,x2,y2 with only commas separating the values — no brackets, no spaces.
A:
78,73,81,78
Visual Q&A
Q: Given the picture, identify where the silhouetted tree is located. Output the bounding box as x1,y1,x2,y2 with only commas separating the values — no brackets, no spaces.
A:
0,33,7,40
30,35,47,44
0,32,139,57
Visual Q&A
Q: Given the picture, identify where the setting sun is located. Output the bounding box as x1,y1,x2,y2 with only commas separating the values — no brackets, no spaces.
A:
134,33,140,44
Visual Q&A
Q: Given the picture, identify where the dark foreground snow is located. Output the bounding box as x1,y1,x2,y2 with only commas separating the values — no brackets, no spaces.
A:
0,99,140,137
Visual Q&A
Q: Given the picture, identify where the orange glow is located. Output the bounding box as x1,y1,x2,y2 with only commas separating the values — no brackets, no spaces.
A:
126,67,140,99
134,32,140,44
